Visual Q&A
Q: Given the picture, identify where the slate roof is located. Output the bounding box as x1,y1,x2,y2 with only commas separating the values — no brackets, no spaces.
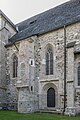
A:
0,10,17,31
9,0,80,42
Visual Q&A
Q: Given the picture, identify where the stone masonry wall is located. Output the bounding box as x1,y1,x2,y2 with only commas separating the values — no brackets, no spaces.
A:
16,38,39,113
0,15,17,109
1,13,80,114
38,22,80,111
38,28,64,109
6,45,19,110
5,21,80,114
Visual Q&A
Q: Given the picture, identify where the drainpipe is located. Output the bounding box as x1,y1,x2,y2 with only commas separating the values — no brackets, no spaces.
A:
63,25,67,114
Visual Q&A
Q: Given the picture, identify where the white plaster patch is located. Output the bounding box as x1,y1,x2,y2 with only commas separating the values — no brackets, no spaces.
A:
42,59,46,64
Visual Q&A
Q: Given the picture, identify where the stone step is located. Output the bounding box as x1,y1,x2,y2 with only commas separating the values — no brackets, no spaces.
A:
38,109,62,114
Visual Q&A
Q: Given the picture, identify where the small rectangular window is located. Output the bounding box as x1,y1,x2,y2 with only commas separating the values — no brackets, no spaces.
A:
31,86,33,91
31,60,33,65
29,59,35,66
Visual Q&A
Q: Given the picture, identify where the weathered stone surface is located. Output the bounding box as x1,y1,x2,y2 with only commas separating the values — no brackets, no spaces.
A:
0,9,80,115
0,15,17,110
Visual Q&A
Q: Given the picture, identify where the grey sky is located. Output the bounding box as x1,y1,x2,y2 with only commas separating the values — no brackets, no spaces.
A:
0,0,69,24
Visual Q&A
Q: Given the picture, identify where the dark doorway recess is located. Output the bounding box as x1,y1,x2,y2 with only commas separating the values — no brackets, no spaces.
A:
47,88,55,107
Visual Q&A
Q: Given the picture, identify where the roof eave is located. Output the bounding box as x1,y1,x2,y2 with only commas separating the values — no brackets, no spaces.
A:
9,19,80,43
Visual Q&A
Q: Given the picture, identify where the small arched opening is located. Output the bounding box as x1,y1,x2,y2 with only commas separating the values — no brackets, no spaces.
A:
47,87,55,107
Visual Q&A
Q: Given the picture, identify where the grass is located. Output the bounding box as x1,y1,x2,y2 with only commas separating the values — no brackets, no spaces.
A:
0,110,80,120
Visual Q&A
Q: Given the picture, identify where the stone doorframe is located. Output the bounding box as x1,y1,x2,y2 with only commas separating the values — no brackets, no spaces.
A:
39,83,58,109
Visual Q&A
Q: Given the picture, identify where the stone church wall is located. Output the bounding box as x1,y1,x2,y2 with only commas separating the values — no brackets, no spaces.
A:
6,45,18,110
38,28,64,110
0,11,80,114
0,16,17,109
38,22,80,113
3,21,80,114
10,38,39,113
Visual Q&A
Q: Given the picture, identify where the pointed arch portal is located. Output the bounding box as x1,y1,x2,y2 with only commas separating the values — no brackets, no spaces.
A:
47,88,55,107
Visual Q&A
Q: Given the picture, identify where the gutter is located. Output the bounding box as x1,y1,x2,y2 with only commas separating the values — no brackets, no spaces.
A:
5,42,19,51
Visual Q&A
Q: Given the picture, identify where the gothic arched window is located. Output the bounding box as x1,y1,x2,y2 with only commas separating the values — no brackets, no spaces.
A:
13,55,18,78
78,64,80,86
46,46,53,75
